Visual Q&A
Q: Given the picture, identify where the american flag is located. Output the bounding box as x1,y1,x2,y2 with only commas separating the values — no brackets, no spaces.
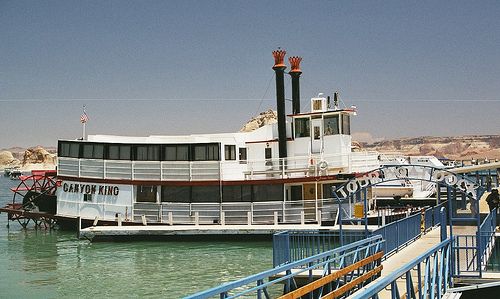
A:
80,108,89,123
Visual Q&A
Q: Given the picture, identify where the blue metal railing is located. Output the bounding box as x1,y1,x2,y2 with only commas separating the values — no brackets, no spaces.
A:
275,208,447,266
185,236,384,299
454,235,479,275
423,202,447,232
479,208,497,267
351,238,453,299
370,212,422,257
453,208,497,276
272,230,366,267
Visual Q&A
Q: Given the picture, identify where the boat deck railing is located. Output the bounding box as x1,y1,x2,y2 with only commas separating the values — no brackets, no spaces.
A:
57,151,379,182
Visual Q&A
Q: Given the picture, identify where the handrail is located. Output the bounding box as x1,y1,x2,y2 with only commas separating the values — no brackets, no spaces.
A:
184,235,384,299
370,212,422,257
350,238,453,299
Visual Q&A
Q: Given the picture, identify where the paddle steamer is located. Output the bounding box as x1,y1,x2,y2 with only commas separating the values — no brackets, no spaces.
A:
2,50,443,227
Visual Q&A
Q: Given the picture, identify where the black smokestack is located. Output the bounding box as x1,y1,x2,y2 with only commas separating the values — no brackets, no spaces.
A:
272,49,287,159
288,56,302,115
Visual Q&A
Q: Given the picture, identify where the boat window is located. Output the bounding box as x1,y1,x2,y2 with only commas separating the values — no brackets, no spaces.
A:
290,185,302,201
225,145,236,160
265,147,272,159
82,143,104,159
69,143,80,158
59,142,71,157
177,145,189,161
239,148,247,163
342,114,350,135
164,146,176,161
191,186,220,203
108,145,120,159
252,184,283,202
161,186,190,202
135,145,160,161
136,185,157,203
193,143,220,161
222,185,252,202
294,118,310,138
163,145,190,161
324,115,340,135
108,145,131,160
322,183,343,199
119,145,131,160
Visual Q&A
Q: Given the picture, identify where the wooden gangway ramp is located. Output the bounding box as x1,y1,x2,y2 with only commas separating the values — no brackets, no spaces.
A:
349,228,442,299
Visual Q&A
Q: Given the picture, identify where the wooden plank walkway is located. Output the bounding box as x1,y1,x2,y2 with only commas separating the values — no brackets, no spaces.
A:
349,227,442,299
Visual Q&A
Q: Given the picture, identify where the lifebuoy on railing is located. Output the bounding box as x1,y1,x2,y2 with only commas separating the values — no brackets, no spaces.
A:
318,160,328,171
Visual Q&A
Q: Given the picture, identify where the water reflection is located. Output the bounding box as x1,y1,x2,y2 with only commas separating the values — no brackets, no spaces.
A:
1,177,273,298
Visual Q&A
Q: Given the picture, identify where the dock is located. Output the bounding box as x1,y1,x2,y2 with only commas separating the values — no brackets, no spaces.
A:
78,223,379,241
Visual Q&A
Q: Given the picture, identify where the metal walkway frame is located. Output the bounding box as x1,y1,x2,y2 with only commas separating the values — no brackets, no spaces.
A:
184,236,384,299
331,164,491,277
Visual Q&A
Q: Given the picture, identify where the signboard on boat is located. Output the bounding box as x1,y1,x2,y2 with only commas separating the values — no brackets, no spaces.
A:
62,182,120,196
334,165,479,199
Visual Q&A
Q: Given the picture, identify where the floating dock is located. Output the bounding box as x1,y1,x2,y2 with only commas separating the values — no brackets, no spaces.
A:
78,223,379,241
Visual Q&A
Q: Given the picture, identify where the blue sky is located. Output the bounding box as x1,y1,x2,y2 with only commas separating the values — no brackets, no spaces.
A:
1,0,499,148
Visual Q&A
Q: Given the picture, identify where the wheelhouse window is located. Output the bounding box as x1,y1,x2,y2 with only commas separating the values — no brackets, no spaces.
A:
324,115,340,135
193,143,220,161
224,145,236,160
82,143,104,159
239,148,247,163
294,118,310,138
342,114,351,135
164,145,189,161
108,145,132,160
136,185,157,203
135,145,160,161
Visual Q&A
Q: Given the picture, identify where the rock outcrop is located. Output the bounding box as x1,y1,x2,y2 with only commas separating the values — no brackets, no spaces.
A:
22,146,57,166
0,146,56,170
240,109,277,132
0,151,21,169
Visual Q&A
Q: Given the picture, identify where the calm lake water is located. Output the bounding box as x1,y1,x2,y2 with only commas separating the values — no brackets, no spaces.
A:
0,176,273,298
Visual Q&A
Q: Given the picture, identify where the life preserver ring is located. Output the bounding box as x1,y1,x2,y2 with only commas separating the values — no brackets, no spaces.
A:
318,160,328,171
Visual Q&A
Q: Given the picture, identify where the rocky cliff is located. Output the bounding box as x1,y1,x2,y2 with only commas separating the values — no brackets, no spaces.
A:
240,109,277,132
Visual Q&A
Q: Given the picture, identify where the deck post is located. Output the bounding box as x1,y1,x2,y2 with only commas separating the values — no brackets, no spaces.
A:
77,217,81,239
274,211,278,225
117,214,122,226
247,212,252,225
195,212,199,226
168,212,173,225
141,215,147,226
221,211,225,226
440,207,447,241
300,210,305,225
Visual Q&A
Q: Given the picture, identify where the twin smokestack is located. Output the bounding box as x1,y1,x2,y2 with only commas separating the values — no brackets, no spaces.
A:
272,49,302,159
